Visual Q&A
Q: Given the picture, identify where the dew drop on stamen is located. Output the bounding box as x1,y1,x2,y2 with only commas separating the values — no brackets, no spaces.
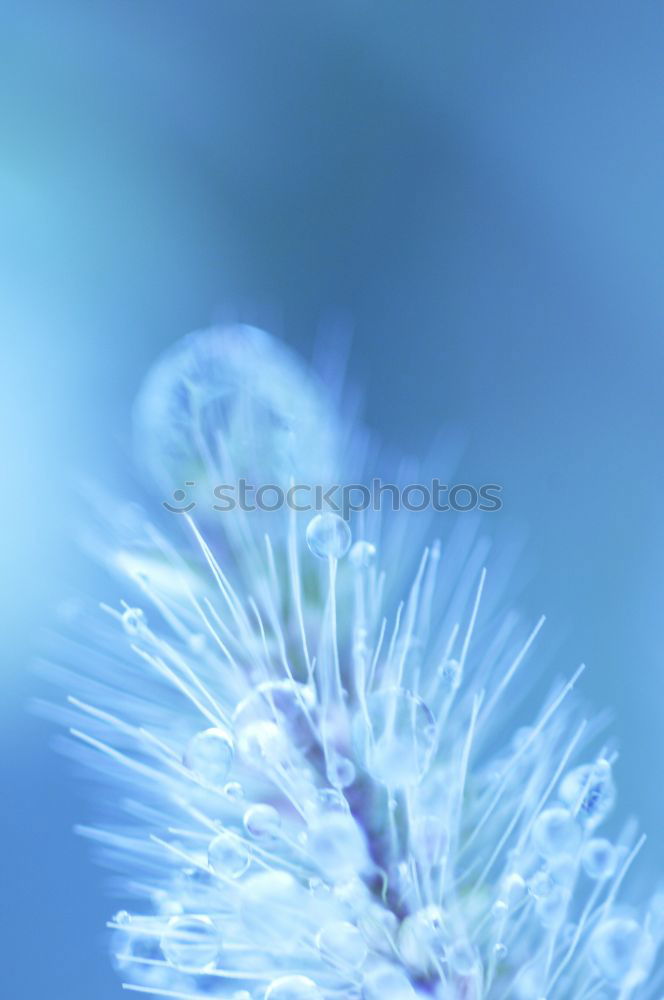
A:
208,831,251,878
448,940,477,975
308,811,369,881
398,905,448,976
358,905,398,956
184,727,234,786
264,976,323,1000
160,914,220,970
243,803,281,840
316,920,367,968
362,964,418,1000
234,679,316,758
241,871,309,946
306,512,351,559
237,720,290,767
122,607,146,636
590,917,643,982
327,751,356,788
353,687,436,787
582,838,617,880
223,780,244,801
349,540,376,569
531,807,581,859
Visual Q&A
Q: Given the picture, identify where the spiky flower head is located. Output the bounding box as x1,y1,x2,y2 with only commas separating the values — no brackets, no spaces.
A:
49,327,663,1000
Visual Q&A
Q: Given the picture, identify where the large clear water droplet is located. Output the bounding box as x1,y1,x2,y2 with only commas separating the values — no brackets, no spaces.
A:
160,915,220,970
184,727,234,786
398,905,449,976
582,838,617,880
237,720,290,767
241,871,309,946
234,680,316,761
317,920,367,968
358,905,398,956
326,752,356,789
208,831,251,879
264,976,322,1000
244,803,281,840
591,918,643,982
353,688,436,786
134,325,339,494
306,513,351,559
308,812,369,881
362,965,417,1000
531,807,581,859
349,540,377,569
535,884,570,927
448,940,477,975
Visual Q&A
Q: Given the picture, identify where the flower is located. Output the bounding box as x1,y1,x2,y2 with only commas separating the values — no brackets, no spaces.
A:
50,326,662,999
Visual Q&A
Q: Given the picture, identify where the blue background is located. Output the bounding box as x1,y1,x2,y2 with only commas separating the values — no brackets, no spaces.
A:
2,2,664,995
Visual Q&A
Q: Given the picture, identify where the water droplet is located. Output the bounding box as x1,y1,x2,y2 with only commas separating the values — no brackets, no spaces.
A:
449,940,476,975
122,607,146,636
241,871,309,946
208,831,251,878
244,803,281,840
535,884,570,928
185,727,234,786
306,512,351,559
308,812,369,881
358,906,398,956
362,964,418,999
591,918,643,982
327,752,356,788
234,680,316,759
224,781,244,801
528,870,553,900
237,720,290,767
353,687,436,787
398,905,448,976
316,787,348,813
160,915,220,970
531,807,581,859
648,892,664,938
582,839,617,880
548,855,578,887
349,540,376,569
317,921,367,968
560,760,615,827
113,910,132,926
113,930,170,988
500,872,526,906
265,976,323,1000
173,867,218,912
493,942,508,961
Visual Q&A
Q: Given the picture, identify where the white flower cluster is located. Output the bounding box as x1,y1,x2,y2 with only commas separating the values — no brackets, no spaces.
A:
51,327,663,1000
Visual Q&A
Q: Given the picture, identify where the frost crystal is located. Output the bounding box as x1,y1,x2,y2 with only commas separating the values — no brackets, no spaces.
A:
50,327,663,999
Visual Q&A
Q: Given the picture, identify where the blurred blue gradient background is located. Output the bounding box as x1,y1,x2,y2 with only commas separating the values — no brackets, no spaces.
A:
2,2,664,996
